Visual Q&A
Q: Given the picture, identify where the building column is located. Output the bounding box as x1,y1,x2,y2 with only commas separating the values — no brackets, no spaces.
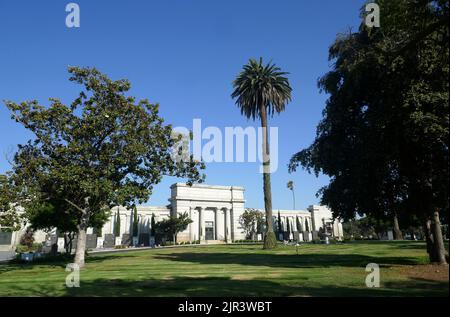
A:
198,207,205,241
189,207,195,242
224,208,231,243
214,208,220,240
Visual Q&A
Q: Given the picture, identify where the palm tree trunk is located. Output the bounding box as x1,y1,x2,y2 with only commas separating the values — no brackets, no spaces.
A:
292,190,296,210
260,105,276,249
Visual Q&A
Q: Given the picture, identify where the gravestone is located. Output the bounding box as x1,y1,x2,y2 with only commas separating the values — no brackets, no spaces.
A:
139,233,150,246
0,232,12,245
57,238,65,252
97,237,104,249
86,234,98,249
42,234,57,253
121,233,131,246
312,231,319,241
303,231,309,242
293,232,300,241
103,234,115,248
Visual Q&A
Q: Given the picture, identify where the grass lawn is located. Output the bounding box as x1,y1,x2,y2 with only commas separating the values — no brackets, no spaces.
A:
0,241,448,297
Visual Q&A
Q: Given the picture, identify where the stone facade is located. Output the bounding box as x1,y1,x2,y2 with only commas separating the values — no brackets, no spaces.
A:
0,183,343,250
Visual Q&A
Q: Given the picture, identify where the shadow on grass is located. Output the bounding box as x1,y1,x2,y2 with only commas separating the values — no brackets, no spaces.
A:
10,275,447,297
153,252,421,269
0,254,136,275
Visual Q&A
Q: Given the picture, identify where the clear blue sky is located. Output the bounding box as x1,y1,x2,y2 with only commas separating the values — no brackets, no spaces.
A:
0,0,364,210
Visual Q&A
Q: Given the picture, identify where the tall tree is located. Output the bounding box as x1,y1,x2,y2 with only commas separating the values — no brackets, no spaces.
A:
289,0,448,264
287,180,296,209
150,213,156,237
5,66,205,267
113,210,121,238
232,58,292,249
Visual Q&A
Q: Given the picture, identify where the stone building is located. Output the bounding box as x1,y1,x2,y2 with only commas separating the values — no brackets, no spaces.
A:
0,183,343,252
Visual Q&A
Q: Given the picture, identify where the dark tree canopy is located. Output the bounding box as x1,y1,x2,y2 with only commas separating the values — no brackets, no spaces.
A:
289,0,448,263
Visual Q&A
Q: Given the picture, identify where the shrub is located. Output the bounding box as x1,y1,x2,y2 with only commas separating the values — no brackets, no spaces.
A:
19,230,35,249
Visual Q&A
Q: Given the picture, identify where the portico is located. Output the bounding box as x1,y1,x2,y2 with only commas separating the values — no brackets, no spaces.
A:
170,183,246,243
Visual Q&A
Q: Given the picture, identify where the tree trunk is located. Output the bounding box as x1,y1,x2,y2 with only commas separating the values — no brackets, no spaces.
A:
260,105,276,249
424,219,437,262
431,210,447,265
74,212,89,268
393,212,403,240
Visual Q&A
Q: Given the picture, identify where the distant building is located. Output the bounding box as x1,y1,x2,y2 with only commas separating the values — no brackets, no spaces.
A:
0,183,343,252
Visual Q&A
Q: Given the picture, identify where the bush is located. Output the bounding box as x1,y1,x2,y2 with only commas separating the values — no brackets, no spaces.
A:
16,242,42,253
19,230,35,249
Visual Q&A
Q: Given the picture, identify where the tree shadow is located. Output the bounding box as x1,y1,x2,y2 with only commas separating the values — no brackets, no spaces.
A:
9,275,446,297
0,254,136,275
153,252,421,269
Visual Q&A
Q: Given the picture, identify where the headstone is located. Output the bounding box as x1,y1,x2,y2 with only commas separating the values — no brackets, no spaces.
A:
149,236,155,247
42,234,57,253
132,236,139,246
293,232,299,241
57,237,65,252
0,232,12,245
103,234,115,248
257,234,262,241
97,237,104,249
115,237,121,246
387,230,394,241
312,231,319,241
86,234,98,249
121,233,131,246
302,231,309,242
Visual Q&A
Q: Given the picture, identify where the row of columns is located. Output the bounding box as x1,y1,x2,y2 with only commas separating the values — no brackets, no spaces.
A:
274,216,312,232
191,207,233,242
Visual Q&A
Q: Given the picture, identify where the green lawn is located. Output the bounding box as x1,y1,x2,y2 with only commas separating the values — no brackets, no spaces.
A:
0,241,448,296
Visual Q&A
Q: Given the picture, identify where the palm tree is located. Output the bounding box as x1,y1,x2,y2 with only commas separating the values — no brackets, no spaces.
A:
232,58,292,249
287,180,295,209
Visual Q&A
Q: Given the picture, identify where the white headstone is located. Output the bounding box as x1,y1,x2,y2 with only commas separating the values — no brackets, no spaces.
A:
57,237,65,252
387,230,394,241
97,237,104,248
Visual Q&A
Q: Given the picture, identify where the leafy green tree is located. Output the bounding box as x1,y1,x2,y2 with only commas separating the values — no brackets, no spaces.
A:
5,66,205,267
289,0,448,264
154,212,192,243
232,58,292,249
240,208,264,240
277,210,283,238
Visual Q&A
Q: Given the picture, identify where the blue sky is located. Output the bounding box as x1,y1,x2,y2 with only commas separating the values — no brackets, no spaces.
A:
0,0,364,209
